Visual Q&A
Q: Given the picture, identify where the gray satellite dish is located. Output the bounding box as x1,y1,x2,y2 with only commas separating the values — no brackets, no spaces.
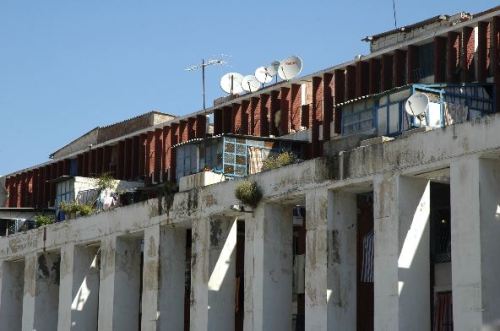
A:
405,93,429,117
278,55,303,80
266,61,280,76
220,72,244,94
255,66,273,84
242,75,261,93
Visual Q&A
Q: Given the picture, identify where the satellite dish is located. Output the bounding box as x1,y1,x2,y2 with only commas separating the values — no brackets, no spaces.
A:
266,61,280,76
220,72,244,94
405,93,429,116
278,55,303,80
255,66,274,84
242,75,261,93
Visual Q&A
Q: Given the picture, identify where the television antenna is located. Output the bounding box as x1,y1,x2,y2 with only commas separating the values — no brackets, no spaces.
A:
186,57,228,110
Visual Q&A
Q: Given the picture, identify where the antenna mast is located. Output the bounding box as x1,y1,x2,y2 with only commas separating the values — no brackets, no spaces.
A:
186,57,227,110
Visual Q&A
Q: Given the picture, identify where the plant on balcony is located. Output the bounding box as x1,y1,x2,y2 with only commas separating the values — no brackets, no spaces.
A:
60,201,95,219
262,151,296,171
34,214,55,227
96,173,115,191
235,180,262,208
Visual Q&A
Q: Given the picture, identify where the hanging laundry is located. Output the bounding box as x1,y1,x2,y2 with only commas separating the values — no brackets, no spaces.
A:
361,230,374,283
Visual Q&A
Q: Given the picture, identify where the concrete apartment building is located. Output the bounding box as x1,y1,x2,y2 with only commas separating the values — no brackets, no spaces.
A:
1,5,500,331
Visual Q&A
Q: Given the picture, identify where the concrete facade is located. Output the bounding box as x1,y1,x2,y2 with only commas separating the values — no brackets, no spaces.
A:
0,112,498,330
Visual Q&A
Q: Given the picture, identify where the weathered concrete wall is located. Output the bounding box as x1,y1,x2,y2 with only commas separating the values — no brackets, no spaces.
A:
0,259,24,330
57,244,100,331
305,188,329,330
97,235,141,331
2,112,500,330
158,226,186,330
245,203,293,331
330,114,500,181
329,191,357,331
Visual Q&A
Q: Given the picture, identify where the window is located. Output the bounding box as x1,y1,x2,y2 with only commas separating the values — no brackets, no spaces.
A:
341,100,376,135
417,42,434,79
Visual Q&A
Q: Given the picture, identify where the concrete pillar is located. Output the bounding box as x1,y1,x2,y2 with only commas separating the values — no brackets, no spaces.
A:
190,218,209,330
98,235,142,331
0,259,24,330
244,203,293,331
22,252,60,331
330,191,357,331
21,254,36,331
58,244,100,331
397,177,431,331
158,226,187,330
451,157,500,330
142,225,160,331
373,175,431,331
373,175,399,331
305,189,330,330
191,218,237,331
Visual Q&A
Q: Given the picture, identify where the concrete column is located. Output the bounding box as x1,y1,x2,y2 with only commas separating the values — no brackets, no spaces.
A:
158,226,187,330
305,189,329,330
191,218,237,331
451,157,500,329
244,203,293,331
21,254,36,331
22,252,60,331
190,218,210,330
0,259,24,330
330,191,357,331
397,177,430,331
374,175,431,331
98,235,142,331
142,225,160,331
58,244,100,331
208,218,237,330
373,175,399,331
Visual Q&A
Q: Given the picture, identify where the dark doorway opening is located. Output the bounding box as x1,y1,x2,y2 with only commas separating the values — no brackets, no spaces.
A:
357,193,374,331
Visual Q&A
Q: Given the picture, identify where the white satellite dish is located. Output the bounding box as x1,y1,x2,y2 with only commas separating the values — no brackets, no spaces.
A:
242,75,261,93
220,72,244,94
255,66,273,84
405,93,429,117
278,55,303,80
266,61,280,76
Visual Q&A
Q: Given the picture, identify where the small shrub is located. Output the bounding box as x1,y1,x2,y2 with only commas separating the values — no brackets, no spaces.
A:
78,204,95,216
235,180,262,208
60,201,95,218
34,214,55,227
97,173,115,191
262,151,296,171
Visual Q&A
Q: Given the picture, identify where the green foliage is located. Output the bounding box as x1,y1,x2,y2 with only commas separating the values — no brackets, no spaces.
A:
262,151,296,171
34,214,55,227
60,201,95,218
78,204,94,216
96,173,115,191
235,180,262,208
